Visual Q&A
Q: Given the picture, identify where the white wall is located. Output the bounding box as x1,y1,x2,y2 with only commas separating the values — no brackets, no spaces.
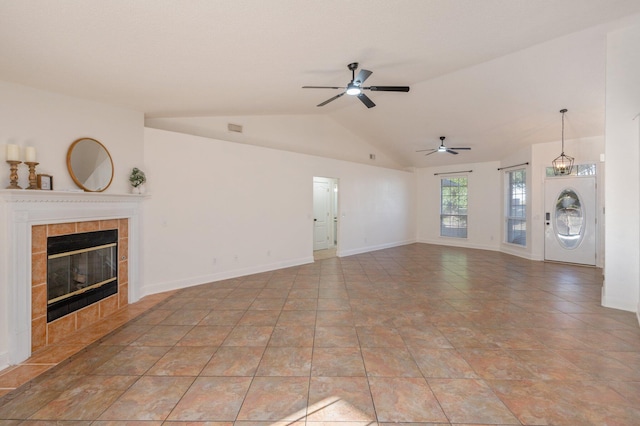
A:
604,20,640,313
416,161,501,251
145,114,405,170
0,81,144,368
141,127,416,296
0,82,144,192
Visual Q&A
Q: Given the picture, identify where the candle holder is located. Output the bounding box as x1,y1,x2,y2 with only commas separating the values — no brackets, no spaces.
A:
25,162,40,189
6,160,22,189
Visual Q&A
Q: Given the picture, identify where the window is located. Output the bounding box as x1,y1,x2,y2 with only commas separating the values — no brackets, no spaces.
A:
506,169,526,245
440,177,467,238
545,163,596,177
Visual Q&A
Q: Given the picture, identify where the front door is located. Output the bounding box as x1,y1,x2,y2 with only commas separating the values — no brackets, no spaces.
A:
544,176,596,265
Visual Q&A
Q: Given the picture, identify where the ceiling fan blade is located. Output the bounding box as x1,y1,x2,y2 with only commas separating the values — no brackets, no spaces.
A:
416,149,437,153
424,151,438,156
354,69,372,84
366,86,410,92
357,93,376,108
317,92,346,107
450,147,471,150
303,86,345,89
446,149,459,155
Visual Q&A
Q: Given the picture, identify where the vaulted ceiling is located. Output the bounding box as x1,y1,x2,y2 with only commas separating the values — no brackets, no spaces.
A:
2,0,640,167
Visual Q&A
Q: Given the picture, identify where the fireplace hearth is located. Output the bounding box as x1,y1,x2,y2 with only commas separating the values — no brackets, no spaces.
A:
47,229,118,322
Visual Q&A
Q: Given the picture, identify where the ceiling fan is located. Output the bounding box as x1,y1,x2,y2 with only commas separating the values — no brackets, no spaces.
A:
417,136,471,156
302,62,410,108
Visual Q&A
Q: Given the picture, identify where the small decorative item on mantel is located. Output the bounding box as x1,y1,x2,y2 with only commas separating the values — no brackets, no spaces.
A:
37,174,53,190
129,167,146,194
5,143,22,189
25,146,39,189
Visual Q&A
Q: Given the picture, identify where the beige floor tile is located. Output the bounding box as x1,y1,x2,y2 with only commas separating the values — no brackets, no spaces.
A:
307,376,376,422
146,346,217,376
176,325,233,346
221,326,274,347
314,326,359,348
166,376,252,421
30,375,137,420
200,346,265,376
311,347,366,377
428,378,519,424
236,377,309,421
361,347,422,377
98,376,194,421
2,244,638,424
368,377,448,423
256,346,312,376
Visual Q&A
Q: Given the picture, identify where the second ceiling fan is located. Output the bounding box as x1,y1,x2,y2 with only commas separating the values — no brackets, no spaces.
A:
417,136,471,156
303,62,410,108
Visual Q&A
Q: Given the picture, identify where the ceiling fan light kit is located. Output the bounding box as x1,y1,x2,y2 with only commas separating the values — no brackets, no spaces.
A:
303,62,410,108
345,83,362,95
552,108,574,175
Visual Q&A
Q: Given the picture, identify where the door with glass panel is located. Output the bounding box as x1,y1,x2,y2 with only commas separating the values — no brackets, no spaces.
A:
544,177,596,265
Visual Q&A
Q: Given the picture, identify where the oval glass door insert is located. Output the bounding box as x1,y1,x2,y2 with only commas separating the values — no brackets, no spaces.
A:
554,189,584,249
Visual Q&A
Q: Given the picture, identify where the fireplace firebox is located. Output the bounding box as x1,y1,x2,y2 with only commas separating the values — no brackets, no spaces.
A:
47,229,118,322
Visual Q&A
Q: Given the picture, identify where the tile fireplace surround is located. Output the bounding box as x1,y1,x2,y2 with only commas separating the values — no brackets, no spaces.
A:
31,219,128,352
0,190,143,367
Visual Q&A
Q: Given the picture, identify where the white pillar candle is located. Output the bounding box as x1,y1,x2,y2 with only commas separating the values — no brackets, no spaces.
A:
6,144,20,161
25,146,36,162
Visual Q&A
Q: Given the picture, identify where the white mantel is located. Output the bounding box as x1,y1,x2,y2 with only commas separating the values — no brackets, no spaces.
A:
0,190,144,366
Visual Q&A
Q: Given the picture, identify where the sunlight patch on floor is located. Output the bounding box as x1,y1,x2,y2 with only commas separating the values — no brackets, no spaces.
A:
280,396,375,423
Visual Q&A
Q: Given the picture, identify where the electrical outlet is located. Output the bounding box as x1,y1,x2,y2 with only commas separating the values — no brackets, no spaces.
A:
212,257,217,265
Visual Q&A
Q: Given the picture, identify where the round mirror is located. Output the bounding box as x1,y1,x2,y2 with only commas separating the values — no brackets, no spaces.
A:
67,138,114,192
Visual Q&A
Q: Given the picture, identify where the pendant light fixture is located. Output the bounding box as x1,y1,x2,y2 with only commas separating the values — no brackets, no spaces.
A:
552,108,574,175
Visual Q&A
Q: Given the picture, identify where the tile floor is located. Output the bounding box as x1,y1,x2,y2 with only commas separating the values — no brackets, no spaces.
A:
1,243,639,425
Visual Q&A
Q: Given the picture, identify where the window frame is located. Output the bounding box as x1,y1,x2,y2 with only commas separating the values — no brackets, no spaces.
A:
439,175,468,239
505,168,527,246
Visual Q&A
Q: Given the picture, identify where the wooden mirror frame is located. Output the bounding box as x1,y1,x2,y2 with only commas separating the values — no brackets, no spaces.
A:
66,138,114,192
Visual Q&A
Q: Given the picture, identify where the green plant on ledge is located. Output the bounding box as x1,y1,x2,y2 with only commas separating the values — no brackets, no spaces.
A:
129,167,146,188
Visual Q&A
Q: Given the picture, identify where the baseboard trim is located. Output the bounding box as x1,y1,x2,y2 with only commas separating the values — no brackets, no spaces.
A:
139,256,314,298
417,238,500,253
0,351,8,372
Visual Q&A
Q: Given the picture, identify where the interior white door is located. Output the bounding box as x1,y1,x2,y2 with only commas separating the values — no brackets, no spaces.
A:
313,179,330,251
544,176,596,265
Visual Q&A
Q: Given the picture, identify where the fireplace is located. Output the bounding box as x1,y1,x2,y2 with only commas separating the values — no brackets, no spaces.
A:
47,229,118,322
30,219,130,353
1,190,142,366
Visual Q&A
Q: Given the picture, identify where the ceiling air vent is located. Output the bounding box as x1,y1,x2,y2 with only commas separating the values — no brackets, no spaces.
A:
227,123,243,133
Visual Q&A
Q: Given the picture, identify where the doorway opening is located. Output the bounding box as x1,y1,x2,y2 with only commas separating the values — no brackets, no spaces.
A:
313,176,339,260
